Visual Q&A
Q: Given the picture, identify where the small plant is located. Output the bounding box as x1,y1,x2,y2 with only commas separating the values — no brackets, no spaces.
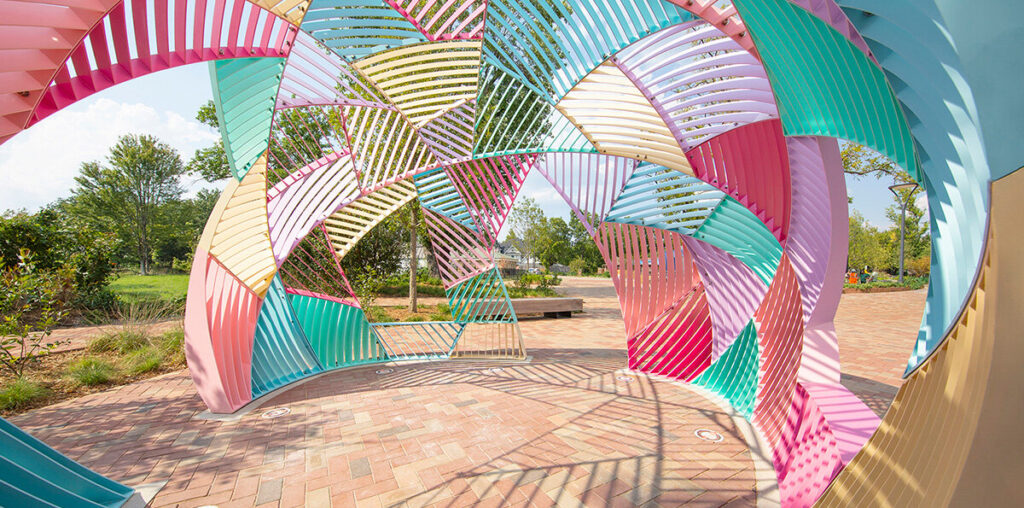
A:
0,378,48,411
89,329,150,354
403,315,427,322
0,250,74,378
124,347,163,375
569,257,587,276
67,358,116,386
429,303,452,321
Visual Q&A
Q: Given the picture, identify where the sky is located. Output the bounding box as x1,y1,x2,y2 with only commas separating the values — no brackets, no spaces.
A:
0,63,915,232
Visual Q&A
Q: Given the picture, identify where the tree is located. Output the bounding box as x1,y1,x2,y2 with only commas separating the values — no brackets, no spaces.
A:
536,216,571,268
186,100,231,182
841,142,907,182
151,189,220,270
847,211,888,272
568,214,603,273
507,197,546,269
71,134,185,275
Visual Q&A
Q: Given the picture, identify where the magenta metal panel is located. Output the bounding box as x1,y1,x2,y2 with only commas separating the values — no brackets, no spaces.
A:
772,383,845,508
422,207,494,287
686,119,792,243
445,154,535,244
184,248,261,413
628,284,713,382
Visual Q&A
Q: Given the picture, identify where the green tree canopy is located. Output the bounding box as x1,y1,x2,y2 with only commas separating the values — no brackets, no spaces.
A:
70,134,185,275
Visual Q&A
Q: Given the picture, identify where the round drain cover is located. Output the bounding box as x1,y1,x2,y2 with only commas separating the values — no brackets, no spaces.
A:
261,407,290,419
694,429,723,442
617,375,635,382
485,367,504,374
376,368,393,375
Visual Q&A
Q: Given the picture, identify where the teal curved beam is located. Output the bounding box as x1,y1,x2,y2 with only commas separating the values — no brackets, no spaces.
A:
732,0,921,182
835,0,991,374
251,276,323,398
211,57,285,180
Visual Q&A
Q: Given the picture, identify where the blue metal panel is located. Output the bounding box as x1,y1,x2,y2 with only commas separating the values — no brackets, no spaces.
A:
605,163,725,234
302,0,429,61
251,277,323,398
837,0,992,373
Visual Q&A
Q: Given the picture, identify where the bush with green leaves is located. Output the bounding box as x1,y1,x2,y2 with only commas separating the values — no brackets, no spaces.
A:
66,358,117,386
0,250,74,378
159,327,185,366
0,378,48,411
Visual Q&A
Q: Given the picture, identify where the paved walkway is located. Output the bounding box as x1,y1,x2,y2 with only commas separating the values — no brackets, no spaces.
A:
8,277,926,507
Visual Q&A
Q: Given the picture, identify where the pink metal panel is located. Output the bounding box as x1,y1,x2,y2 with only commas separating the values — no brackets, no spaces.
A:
686,119,791,243
595,222,700,339
533,153,636,236
628,284,713,382
26,0,295,130
386,0,487,41
801,383,881,464
753,254,805,447
184,248,261,413
422,207,494,287
445,154,535,244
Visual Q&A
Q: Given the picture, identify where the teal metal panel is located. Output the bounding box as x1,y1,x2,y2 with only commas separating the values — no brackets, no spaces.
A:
447,268,516,323
483,0,694,100
251,277,323,398
474,64,596,156
605,163,725,235
287,292,385,368
0,417,136,508
693,196,783,285
733,0,920,183
210,57,285,180
692,321,759,418
301,0,429,61
413,167,478,231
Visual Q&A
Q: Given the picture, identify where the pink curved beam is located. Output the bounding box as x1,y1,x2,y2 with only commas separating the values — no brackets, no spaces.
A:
184,248,261,413
32,0,295,128
785,136,848,385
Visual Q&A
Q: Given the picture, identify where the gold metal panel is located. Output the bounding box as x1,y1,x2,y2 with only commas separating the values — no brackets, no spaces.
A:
198,155,277,296
248,0,310,25
322,179,418,260
556,61,692,174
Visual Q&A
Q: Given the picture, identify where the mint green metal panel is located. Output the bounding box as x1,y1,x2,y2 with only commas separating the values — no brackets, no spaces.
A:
0,417,136,508
693,196,783,285
733,0,921,182
287,292,385,369
210,57,286,180
692,321,759,418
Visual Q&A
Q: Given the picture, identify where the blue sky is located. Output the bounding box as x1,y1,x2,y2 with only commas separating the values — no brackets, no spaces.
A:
0,63,907,229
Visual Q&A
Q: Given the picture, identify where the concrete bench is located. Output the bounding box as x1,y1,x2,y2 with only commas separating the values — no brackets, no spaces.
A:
510,297,583,318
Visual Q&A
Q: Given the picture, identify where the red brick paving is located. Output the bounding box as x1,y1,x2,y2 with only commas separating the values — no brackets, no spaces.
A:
8,277,926,507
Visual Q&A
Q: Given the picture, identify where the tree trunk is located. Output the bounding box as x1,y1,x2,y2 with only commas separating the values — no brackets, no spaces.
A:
409,206,418,312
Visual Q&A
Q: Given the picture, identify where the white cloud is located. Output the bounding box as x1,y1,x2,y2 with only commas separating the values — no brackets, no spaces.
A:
0,98,219,212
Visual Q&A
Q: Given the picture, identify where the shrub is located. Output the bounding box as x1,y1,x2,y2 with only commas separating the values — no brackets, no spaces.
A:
67,358,116,386
89,329,150,354
0,249,74,378
0,378,48,410
125,346,163,375
159,327,185,366
569,258,587,276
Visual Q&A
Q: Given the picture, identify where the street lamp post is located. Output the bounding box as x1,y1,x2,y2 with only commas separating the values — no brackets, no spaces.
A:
888,182,920,283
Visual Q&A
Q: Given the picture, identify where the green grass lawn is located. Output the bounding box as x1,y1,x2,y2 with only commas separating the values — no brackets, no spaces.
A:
108,273,189,303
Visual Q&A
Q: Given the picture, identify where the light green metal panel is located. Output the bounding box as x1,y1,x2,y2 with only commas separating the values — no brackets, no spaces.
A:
287,292,384,369
733,0,921,182
210,57,286,180
693,196,783,285
692,321,759,418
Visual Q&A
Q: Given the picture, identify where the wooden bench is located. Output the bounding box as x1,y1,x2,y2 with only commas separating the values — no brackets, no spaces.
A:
510,297,583,318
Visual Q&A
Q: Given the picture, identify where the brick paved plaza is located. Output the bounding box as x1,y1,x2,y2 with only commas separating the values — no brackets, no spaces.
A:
9,278,926,507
